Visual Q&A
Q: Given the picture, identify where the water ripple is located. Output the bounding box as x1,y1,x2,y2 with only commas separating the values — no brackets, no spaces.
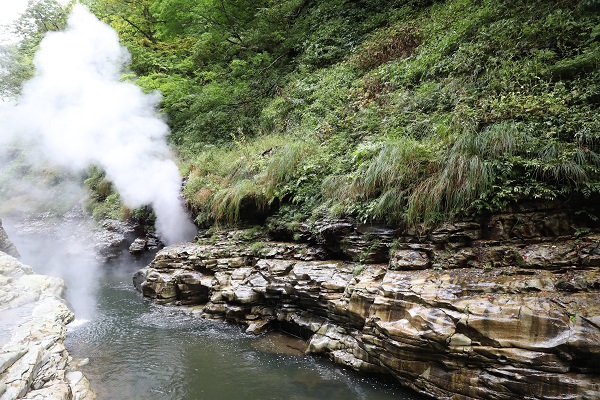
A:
65,271,423,400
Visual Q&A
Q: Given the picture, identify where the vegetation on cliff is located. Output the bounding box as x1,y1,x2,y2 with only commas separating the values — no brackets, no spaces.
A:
4,0,600,229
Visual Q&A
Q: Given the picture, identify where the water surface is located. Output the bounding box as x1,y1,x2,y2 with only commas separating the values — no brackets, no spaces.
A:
4,217,425,400
67,265,424,400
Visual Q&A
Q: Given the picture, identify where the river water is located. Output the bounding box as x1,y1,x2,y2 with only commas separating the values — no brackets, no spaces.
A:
5,218,425,400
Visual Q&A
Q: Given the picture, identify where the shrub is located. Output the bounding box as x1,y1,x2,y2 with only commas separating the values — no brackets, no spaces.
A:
353,25,422,71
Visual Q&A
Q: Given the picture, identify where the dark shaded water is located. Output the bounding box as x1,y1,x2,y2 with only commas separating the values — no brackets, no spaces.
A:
5,217,425,400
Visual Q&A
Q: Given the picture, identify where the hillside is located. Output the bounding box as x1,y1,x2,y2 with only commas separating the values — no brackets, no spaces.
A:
78,0,600,231
2,0,599,230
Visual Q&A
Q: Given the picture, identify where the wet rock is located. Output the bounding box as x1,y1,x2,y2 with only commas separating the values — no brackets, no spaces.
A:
0,252,94,400
94,219,140,261
129,238,147,254
245,319,273,334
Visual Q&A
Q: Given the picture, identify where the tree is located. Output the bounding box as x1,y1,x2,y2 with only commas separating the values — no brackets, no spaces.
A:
12,0,72,42
82,0,160,45
1,0,73,98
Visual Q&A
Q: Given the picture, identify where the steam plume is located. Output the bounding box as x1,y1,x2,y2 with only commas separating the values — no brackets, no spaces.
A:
3,4,196,244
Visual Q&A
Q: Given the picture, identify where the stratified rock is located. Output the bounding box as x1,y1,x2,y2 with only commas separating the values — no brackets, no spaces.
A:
134,210,600,400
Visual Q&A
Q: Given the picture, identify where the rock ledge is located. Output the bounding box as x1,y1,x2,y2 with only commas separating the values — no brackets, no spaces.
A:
0,252,94,400
135,209,600,400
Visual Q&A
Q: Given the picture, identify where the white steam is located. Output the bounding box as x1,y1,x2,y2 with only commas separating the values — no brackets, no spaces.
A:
3,5,196,244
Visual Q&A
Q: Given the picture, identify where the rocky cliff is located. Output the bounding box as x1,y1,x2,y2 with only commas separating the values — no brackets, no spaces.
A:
0,251,94,400
134,205,600,399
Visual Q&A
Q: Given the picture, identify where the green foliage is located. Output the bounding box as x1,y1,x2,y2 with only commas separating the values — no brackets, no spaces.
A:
72,0,600,228
353,24,422,71
83,167,144,221
1,0,73,99
12,0,73,40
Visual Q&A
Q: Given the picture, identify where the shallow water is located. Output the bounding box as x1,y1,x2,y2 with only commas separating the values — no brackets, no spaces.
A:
5,218,425,400
66,265,426,400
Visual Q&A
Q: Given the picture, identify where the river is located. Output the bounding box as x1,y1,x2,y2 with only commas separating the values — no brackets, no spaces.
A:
5,217,425,400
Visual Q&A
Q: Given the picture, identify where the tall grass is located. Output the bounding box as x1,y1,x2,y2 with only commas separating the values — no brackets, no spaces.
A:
210,179,264,223
264,139,319,199
534,141,600,187
322,137,432,223
323,122,527,227
406,121,524,227
350,138,431,199
183,133,320,224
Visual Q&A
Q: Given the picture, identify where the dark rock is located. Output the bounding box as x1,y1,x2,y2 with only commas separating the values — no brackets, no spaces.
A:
0,219,19,258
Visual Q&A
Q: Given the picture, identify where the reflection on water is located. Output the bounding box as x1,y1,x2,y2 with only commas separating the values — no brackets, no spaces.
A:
66,266,425,400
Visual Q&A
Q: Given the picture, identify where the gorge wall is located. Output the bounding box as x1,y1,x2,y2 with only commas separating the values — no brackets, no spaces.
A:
133,204,600,400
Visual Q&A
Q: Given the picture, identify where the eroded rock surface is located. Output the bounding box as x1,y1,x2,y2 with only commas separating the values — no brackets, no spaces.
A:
0,252,94,400
135,209,600,400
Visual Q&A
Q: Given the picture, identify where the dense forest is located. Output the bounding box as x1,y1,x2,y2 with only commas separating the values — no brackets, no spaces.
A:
3,0,600,233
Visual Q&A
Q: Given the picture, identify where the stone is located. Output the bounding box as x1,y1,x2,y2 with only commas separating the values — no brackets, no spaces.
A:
245,319,272,334
77,358,90,367
0,350,26,374
519,243,577,269
0,253,95,400
129,238,147,254
65,371,84,385
134,209,600,400
389,250,430,270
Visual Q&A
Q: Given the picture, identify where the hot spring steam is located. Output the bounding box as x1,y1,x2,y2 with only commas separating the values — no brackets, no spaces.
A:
1,4,196,244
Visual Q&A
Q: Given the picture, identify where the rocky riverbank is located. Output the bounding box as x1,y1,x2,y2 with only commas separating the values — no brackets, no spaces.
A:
0,222,94,400
134,204,600,399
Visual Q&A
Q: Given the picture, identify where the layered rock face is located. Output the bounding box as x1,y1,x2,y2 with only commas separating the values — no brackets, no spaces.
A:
134,206,600,400
0,252,94,400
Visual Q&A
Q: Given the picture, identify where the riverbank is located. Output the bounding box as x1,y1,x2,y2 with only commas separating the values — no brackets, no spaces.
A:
0,222,94,400
134,204,600,399
65,262,414,400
